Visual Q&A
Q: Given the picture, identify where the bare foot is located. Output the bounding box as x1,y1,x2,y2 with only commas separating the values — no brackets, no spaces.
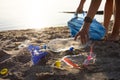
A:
107,34,120,41
103,32,120,41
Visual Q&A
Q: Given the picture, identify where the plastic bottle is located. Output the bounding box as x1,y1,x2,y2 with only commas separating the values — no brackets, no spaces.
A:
47,38,92,52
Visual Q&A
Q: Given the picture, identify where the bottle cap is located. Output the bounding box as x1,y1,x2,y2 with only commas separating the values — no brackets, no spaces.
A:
69,47,74,51
55,60,61,68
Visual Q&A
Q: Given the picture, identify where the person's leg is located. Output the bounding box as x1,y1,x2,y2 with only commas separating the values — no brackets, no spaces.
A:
103,0,113,34
110,0,120,40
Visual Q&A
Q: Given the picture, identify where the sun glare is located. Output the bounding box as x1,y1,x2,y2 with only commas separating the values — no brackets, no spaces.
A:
0,0,105,30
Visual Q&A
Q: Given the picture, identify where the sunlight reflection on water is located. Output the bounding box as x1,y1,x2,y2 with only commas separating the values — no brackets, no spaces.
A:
0,0,107,31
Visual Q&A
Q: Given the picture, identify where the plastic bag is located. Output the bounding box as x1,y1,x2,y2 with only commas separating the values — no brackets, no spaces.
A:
28,45,48,65
67,13,106,40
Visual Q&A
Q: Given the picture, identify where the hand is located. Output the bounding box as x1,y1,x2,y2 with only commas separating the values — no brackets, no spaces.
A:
74,25,89,45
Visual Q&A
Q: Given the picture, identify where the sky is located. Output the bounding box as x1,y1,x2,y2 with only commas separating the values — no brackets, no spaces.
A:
0,0,106,30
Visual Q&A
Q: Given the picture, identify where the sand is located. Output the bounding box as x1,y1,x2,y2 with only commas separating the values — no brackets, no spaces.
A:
0,26,120,80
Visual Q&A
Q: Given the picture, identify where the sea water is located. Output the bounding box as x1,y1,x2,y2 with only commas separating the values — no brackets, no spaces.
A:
0,0,108,31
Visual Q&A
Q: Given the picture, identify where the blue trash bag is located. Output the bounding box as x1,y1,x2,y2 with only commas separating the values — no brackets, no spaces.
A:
67,13,106,40
28,45,48,65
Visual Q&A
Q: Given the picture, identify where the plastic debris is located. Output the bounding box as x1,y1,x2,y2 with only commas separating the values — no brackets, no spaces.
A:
69,47,74,52
47,38,92,52
83,43,96,66
43,44,47,49
18,40,30,49
54,60,61,68
61,56,80,69
28,45,48,65
53,54,86,69
53,43,96,69
0,68,8,75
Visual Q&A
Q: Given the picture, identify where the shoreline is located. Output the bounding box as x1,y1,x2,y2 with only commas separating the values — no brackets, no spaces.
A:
0,25,67,32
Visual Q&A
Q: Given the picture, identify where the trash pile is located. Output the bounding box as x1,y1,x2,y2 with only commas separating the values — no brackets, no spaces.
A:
53,42,96,69
20,38,97,70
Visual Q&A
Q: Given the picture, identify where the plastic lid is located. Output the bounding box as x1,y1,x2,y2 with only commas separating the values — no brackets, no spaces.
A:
0,68,8,75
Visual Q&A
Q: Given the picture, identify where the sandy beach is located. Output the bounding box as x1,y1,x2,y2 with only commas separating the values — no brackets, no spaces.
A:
0,25,120,80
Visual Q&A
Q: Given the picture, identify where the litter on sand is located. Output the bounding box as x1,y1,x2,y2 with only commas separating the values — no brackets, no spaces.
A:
53,44,96,70
28,45,48,65
0,68,8,76
47,38,92,52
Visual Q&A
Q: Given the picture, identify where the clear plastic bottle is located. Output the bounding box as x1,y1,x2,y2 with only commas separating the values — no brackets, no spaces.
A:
47,38,92,52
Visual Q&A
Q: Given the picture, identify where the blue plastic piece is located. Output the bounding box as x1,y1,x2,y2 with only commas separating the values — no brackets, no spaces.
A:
43,44,47,49
67,13,106,40
28,45,48,65
69,47,74,52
